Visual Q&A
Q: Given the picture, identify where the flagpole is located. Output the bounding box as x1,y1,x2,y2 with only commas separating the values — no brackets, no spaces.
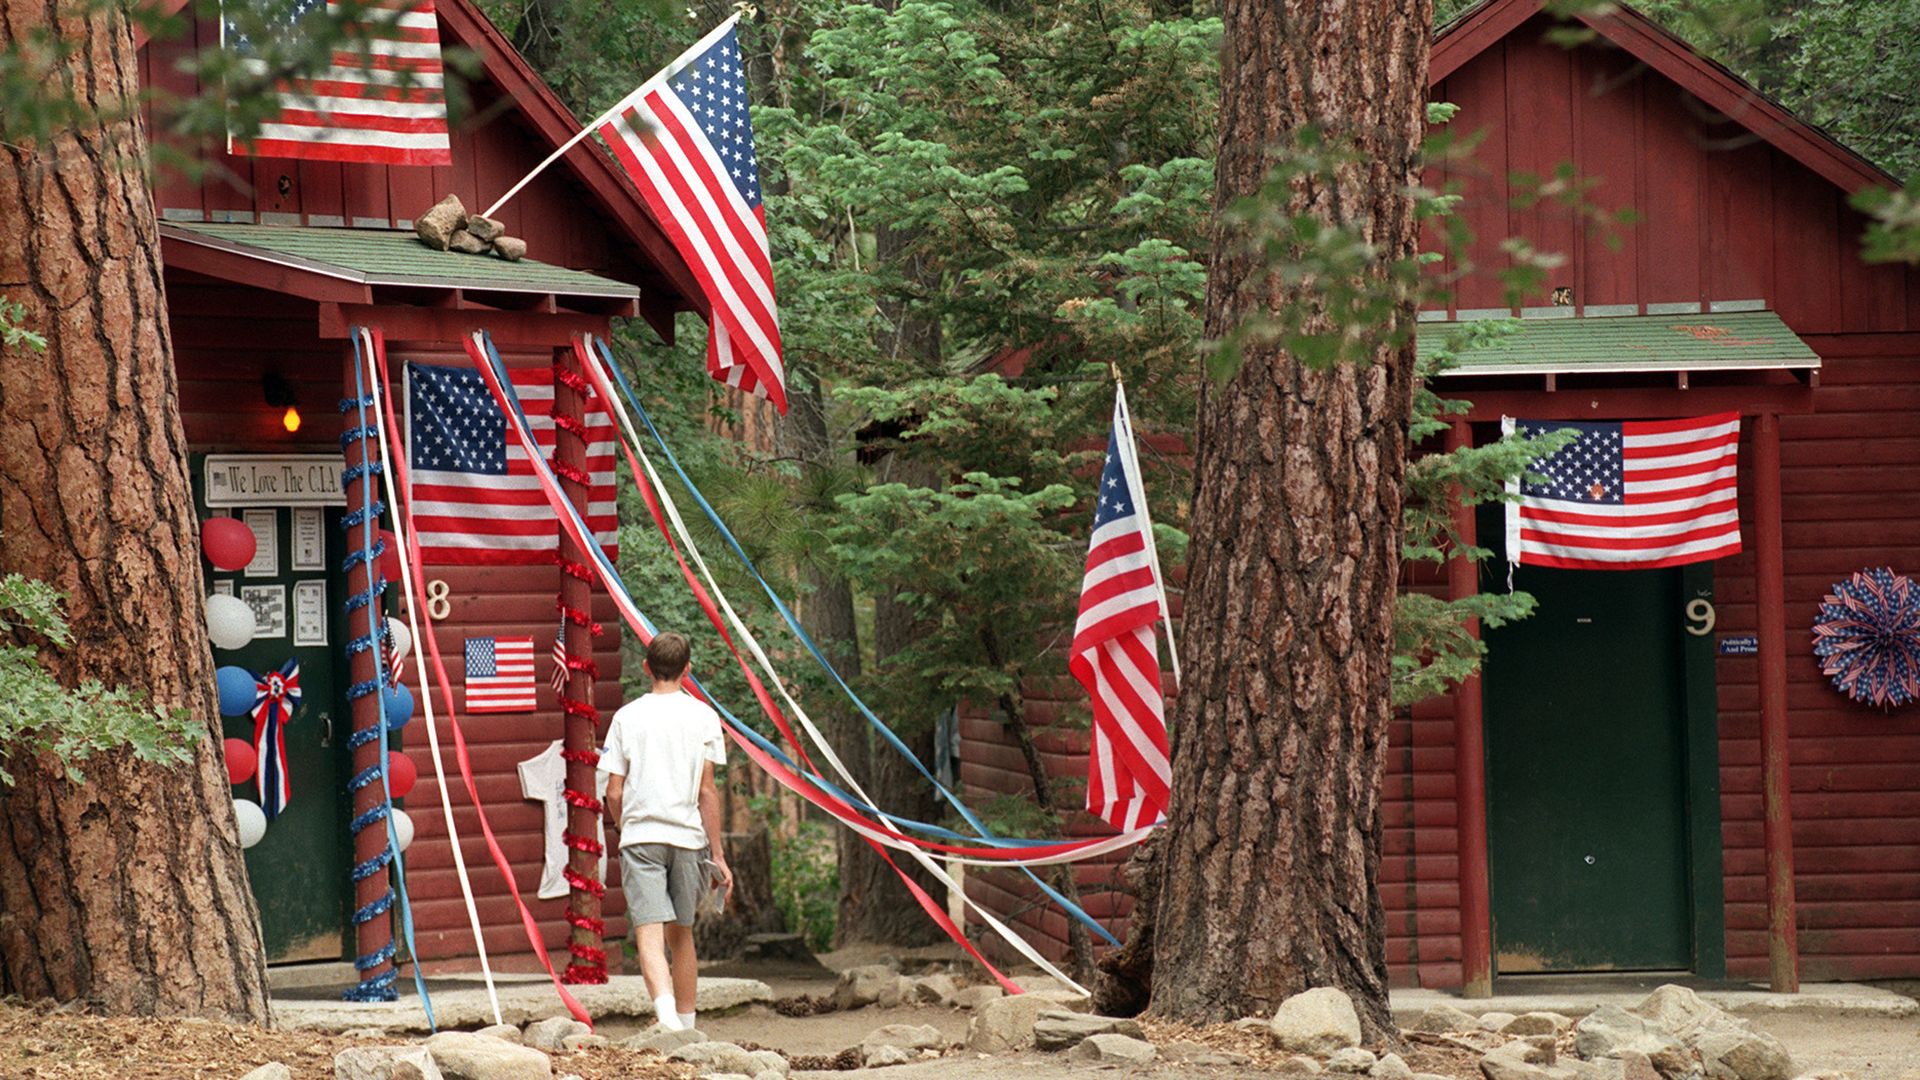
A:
1111,369,1181,689
481,13,744,220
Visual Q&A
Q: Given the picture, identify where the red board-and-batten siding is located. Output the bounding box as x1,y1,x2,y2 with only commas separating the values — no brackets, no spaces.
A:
961,15,1920,986
145,0,665,967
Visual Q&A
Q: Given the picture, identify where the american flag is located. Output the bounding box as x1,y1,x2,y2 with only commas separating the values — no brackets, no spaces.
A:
1070,392,1173,833
464,636,537,713
1505,412,1742,570
595,18,786,413
406,361,617,565
223,0,453,166
550,617,569,694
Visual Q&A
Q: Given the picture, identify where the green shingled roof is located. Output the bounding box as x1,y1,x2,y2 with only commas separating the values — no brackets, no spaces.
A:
1419,310,1820,375
164,222,638,298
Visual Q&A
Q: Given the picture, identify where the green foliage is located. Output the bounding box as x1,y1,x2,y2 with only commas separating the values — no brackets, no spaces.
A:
1853,177,1920,266
768,815,839,952
1,297,47,353
0,574,197,785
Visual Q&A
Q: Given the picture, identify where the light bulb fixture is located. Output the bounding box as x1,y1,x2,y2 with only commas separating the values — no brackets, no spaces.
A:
262,371,300,436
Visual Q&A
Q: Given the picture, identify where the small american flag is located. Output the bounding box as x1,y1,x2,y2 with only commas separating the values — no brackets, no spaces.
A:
550,618,569,694
595,19,785,413
223,0,453,166
464,636,536,713
1070,389,1173,833
1505,412,1741,570
406,361,617,565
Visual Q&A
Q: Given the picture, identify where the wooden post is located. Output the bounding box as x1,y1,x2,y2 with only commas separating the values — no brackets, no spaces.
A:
343,347,397,999
1445,420,1494,998
1752,412,1799,993
554,344,608,983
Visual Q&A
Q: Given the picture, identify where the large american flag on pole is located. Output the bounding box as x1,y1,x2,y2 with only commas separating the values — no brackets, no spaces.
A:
594,18,786,413
406,361,617,565
223,0,453,165
1504,412,1742,570
1070,388,1174,833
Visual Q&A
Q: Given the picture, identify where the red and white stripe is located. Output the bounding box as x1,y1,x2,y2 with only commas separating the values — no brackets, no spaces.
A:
1508,412,1742,570
235,0,453,166
465,637,537,713
407,365,618,565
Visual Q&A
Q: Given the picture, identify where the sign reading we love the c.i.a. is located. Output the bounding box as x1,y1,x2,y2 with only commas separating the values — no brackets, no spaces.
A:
205,455,345,507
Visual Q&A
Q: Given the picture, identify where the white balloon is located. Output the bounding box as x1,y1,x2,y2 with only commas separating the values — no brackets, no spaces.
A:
390,807,415,853
233,799,267,849
386,617,412,660
206,594,257,651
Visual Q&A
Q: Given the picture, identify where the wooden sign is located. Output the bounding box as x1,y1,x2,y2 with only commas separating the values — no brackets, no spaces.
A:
205,455,346,508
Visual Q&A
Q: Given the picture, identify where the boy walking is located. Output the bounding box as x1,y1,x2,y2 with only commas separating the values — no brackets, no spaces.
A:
600,632,732,1032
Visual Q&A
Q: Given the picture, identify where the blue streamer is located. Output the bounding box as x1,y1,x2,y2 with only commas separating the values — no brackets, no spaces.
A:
590,337,1121,946
473,335,1116,954
340,328,435,1023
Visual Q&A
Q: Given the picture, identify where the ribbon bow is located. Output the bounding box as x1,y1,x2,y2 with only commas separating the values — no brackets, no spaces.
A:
252,659,303,820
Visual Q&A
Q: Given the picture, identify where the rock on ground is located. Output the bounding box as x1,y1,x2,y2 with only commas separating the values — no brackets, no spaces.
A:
862,1044,917,1067
1329,1048,1380,1073
951,986,1004,1010
1410,1003,1479,1034
522,1017,590,1052
966,994,1073,1053
833,964,902,1010
620,1027,709,1053
1162,1040,1253,1067
1373,1052,1416,1080
474,1025,522,1044
1479,1013,1519,1032
240,1064,292,1080
423,1031,554,1080
1067,1033,1158,1065
334,1046,446,1080
1572,1005,1690,1066
1268,987,1364,1055
1286,1055,1327,1074
1032,1009,1144,1051
861,1023,945,1055
908,974,957,1005
558,1033,607,1053
669,1041,788,1077
1481,1040,1576,1080
1504,1013,1575,1037
414,195,467,250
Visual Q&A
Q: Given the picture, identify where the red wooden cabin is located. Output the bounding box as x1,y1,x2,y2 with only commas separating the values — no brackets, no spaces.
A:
138,0,698,982
960,0,1920,992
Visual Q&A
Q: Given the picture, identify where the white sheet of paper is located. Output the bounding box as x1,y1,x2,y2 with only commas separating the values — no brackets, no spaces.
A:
293,580,327,646
243,509,278,577
291,508,325,571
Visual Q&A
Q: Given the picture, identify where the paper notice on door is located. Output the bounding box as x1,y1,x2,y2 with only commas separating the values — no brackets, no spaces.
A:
291,508,325,571
293,581,327,646
241,585,287,639
243,509,278,577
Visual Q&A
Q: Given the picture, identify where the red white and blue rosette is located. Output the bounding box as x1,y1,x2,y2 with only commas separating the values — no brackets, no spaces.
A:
1812,567,1920,709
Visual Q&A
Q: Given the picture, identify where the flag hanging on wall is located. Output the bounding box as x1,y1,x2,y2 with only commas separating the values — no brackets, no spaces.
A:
1070,386,1175,833
549,616,569,694
590,17,786,412
222,0,453,165
464,636,537,713
1504,412,1742,570
406,361,617,565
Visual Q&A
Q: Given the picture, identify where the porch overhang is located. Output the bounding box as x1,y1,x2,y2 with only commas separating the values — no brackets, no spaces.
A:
159,222,669,334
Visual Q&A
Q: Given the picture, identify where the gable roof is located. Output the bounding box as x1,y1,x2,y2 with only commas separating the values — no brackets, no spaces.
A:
136,0,702,319
1432,0,1897,195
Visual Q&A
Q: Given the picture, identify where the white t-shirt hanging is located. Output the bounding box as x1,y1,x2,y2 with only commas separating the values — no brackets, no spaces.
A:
516,740,609,901
598,689,726,851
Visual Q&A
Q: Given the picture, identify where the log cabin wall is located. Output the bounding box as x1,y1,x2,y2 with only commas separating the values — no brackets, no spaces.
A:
958,14,1920,987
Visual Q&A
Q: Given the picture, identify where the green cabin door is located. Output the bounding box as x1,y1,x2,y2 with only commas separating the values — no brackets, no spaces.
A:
1481,529,1695,973
195,459,351,963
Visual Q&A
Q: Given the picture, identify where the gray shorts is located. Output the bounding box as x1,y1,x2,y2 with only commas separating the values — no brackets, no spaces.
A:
619,843,708,927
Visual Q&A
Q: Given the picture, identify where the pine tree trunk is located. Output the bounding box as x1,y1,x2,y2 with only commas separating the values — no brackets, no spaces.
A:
1141,0,1429,1037
0,0,271,1021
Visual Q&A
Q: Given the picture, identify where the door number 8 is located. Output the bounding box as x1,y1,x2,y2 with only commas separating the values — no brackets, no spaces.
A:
1685,598,1715,637
426,579,452,620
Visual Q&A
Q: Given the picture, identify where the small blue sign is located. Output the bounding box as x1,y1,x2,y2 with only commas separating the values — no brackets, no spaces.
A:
1719,635,1759,656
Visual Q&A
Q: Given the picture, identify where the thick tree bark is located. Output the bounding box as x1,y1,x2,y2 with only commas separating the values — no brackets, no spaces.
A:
0,0,271,1020
1140,0,1429,1038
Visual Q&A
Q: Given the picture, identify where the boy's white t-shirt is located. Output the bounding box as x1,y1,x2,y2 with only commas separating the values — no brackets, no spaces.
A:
598,689,726,851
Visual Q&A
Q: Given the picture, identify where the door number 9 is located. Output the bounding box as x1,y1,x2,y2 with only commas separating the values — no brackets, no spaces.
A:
1685,598,1715,637
426,579,452,620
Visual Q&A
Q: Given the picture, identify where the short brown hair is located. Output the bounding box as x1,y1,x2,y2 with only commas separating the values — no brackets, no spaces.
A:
645,632,691,682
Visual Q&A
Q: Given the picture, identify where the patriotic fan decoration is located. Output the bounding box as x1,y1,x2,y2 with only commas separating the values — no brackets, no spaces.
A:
1812,567,1920,709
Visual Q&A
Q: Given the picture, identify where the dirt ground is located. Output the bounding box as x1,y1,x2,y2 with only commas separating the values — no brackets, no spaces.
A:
1,955,1915,1080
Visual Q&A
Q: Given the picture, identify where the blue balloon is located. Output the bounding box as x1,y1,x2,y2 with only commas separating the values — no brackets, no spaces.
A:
216,666,256,717
383,683,414,728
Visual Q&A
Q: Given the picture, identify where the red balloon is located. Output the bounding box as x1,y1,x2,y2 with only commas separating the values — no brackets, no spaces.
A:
202,517,257,572
379,529,403,582
223,737,257,786
387,751,418,798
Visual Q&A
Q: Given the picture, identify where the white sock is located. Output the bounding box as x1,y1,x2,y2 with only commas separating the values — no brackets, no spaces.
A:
677,1011,696,1031
654,994,682,1029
